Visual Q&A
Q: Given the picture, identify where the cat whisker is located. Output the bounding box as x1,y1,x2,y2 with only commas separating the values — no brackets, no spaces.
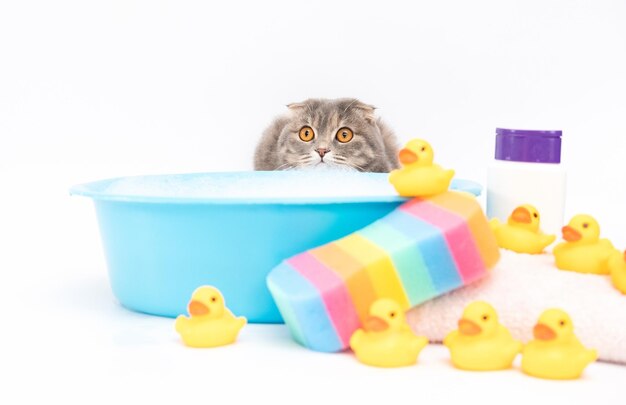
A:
347,162,366,172
330,155,361,169
332,157,366,172
274,162,297,170
342,99,358,114
291,157,318,169
275,154,317,170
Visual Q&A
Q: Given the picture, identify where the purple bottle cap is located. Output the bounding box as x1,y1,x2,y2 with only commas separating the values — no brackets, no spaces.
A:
495,128,562,163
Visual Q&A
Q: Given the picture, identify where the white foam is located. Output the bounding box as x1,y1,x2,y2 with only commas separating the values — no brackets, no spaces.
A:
102,169,399,201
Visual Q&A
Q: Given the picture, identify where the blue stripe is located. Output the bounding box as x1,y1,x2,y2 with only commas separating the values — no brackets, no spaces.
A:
380,210,462,292
266,262,342,352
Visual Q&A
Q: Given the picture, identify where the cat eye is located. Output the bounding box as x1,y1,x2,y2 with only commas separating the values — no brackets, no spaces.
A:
299,126,315,142
336,127,354,143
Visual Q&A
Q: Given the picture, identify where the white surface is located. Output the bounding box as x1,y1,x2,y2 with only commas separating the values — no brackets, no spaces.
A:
408,250,626,364
1,0,625,403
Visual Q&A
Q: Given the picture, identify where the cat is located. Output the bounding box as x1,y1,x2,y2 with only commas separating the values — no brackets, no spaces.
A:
254,98,400,172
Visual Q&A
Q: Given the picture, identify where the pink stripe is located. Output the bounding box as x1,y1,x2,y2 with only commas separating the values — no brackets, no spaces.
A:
287,252,361,346
400,199,486,283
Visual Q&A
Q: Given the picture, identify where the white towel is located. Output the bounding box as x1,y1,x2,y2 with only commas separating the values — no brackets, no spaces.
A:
407,249,626,364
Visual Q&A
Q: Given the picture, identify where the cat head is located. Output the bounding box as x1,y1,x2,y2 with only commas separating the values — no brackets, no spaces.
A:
255,98,398,172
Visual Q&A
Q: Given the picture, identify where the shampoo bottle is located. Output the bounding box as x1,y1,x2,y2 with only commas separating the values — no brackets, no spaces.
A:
486,128,566,236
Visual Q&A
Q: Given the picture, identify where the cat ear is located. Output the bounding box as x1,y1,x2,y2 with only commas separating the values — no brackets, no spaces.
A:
350,101,377,123
286,102,307,110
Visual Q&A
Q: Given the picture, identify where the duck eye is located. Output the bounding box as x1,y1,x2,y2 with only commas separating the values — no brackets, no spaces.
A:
335,127,354,143
389,312,396,318
210,297,217,303
482,315,489,321
559,320,566,326
582,223,589,229
299,126,315,142
420,147,426,152
533,213,538,218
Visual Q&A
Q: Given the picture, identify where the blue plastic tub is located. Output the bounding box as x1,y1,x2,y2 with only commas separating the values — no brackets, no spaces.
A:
70,171,481,322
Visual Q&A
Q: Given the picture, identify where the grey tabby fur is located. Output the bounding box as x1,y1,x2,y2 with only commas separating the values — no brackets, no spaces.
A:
254,98,400,172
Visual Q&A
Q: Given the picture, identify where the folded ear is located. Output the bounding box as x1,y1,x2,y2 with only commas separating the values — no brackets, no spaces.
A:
349,100,377,123
286,102,307,110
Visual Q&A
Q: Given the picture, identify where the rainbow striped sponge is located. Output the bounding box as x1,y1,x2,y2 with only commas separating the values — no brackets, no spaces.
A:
266,191,500,352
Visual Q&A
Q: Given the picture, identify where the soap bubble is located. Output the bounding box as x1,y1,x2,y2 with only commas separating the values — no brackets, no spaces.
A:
102,170,400,202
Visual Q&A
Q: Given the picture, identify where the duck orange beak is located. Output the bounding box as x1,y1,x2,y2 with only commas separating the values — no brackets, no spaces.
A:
458,319,481,336
399,148,418,165
511,207,531,224
533,323,556,341
562,225,582,242
188,300,209,316
364,316,389,332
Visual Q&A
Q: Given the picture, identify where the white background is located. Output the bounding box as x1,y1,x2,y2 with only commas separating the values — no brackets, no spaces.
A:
1,0,625,403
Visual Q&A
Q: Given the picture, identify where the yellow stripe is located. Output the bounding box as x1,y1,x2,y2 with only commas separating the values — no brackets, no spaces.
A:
309,244,376,323
334,234,411,309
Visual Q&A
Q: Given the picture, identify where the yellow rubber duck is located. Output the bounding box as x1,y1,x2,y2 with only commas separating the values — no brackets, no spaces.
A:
609,250,626,294
175,285,246,348
522,309,597,380
490,204,556,254
444,301,522,371
553,214,616,274
388,139,455,197
349,298,428,367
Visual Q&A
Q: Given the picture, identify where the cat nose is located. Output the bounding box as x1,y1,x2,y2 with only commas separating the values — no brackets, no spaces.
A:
316,148,330,158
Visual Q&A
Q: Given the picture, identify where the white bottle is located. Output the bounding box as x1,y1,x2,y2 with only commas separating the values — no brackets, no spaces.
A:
486,128,566,236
